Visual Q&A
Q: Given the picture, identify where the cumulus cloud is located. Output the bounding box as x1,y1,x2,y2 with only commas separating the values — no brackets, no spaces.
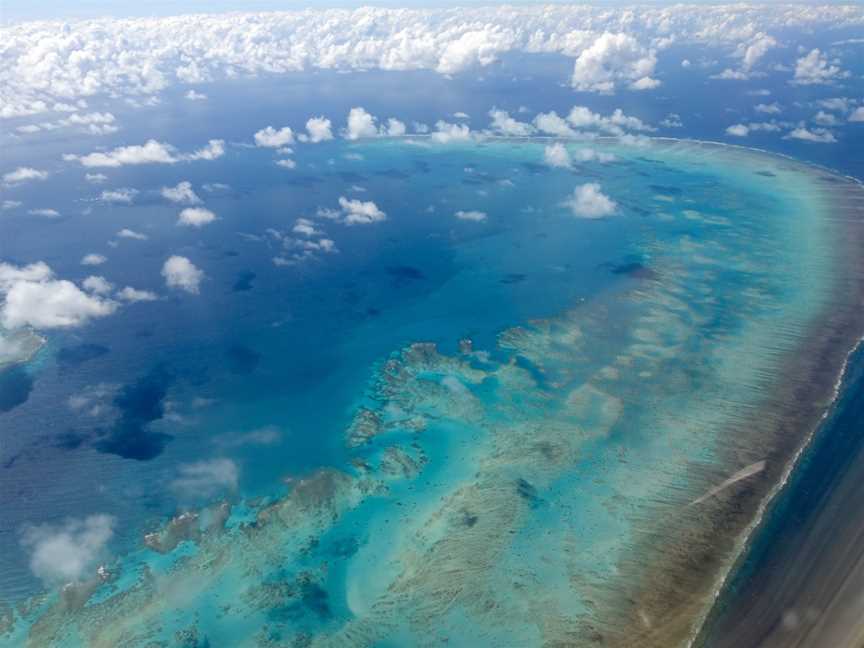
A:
431,121,473,143
185,90,207,101
117,228,147,240
533,111,578,137
82,275,113,295
161,181,201,204
301,116,333,143
2,7,860,117
275,159,297,169
100,188,138,204
337,196,386,225
784,126,837,143
573,148,616,163
564,183,617,218
64,139,224,167
488,109,534,136
544,143,572,168
3,200,22,210
755,102,782,115
116,286,158,302
162,255,204,293
20,515,115,585
850,107,864,123
570,32,659,93
345,107,379,140
726,124,750,137
172,459,238,499
793,49,848,85
178,207,216,227
454,210,487,222
81,253,107,266
0,262,118,329
85,173,108,184
254,126,294,147
3,167,48,185
715,33,777,80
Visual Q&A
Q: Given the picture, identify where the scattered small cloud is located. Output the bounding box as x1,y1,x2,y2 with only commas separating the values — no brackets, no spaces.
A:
544,142,572,168
162,255,204,293
185,89,207,101
726,124,750,137
784,126,837,143
161,181,201,204
28,208,61,217
337,196,386,225
3,167,48,185
100,188,138,204
792,48,848,85
116,286,158,302
254,126,294,147
82,275,113,295
20,514,115,585
117,228,148,240
564,183,617,218
178,207,216,227
300,116,333,143
81,254,107,266
172,458,238,499
454,210,487,222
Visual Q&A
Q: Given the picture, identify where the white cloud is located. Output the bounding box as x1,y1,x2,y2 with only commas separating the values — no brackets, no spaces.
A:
162,255,204,293
65,140,176,167
3,167,48,185
345,107,379,140
100,188,138,204
570,32,659,93
565,105,654,136
454,210,487,222
785,127,837,143
116,286,158,302
21,515,115,585
161,181,201,204
65,139,224,167
793,49,848,85
533,111,577,137
275,159,297,169
117,228,148,240
172,459,238,498
431,121,473,143
293,218,321,236
755,102,782,114
488,109,534,136
302,117,333,143
0,262,118,329
385,118,407,137
28,208,60,218
185,90,207,101
338,196,386,225
82,275,113,295
2,200,22,210
818,97,854,113
715,33,777,80
726,124,750,137
813,110,840,126
849,107,864,123
254,126,294,147
85,173,108,184
81,253,107,266
564,183,617,218
178,207,216,227
2,6,861,118
544,143,572,168
660,113,684,128
184,139,225,161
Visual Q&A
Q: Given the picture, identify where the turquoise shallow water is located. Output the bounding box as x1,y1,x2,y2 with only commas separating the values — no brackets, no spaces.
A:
2,138,862,647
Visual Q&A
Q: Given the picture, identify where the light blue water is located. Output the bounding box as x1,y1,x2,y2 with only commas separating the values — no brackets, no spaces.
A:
1,137,860,647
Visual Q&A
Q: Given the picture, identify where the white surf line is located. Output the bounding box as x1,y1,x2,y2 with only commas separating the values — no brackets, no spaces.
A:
688,461,767,508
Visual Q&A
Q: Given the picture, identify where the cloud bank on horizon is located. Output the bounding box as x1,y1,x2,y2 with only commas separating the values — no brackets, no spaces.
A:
2,4,862,119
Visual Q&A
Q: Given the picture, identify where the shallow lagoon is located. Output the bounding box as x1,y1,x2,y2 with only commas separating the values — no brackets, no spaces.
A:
2,137,864,647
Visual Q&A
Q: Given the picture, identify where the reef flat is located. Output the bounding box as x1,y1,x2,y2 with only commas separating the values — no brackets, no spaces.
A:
4,139,864,647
